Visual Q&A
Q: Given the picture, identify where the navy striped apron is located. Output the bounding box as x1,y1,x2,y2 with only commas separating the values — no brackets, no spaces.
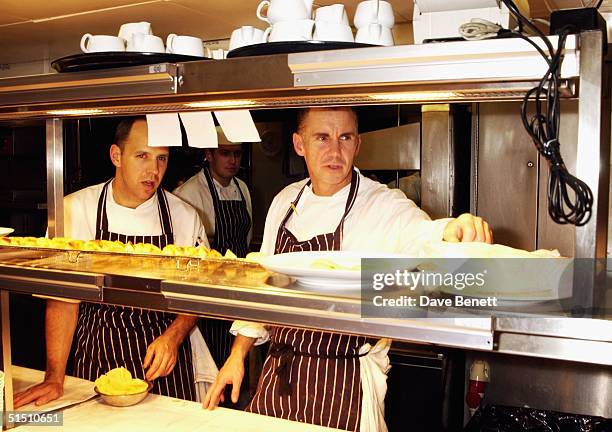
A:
73,178,196,401
246,169,366,431
202,166,251,258
199,166,252,377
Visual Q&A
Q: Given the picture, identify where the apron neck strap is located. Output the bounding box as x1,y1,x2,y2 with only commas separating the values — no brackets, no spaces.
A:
95,178,173,238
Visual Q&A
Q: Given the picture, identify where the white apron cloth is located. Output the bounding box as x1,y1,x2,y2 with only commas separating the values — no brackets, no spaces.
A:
359,338,392,432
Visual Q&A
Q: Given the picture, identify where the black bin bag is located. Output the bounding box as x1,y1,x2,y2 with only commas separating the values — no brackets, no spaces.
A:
464,405,612,432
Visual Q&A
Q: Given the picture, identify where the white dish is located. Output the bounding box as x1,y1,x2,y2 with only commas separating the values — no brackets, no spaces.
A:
259,251,408,290
0,227,14,237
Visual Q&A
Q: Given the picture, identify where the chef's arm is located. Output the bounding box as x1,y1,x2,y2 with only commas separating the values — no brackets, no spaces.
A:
143,314,198,381
14,300,79,408
202,334,256,409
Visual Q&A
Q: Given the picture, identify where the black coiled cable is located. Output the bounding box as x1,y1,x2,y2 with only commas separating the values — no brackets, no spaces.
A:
501,0,594,226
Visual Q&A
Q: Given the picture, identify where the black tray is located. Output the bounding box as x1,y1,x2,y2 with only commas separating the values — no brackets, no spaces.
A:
52,51,209,73
227,40,377,58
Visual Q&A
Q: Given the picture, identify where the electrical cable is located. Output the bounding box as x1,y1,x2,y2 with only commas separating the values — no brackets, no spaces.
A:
459,18,502,40
500,0,594,225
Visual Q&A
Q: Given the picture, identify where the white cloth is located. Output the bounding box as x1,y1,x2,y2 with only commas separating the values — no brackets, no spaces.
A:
64,180,208,248
260,170,450,255
189,326,219,402
173,171,252,246
359,338,392,432
229,320,270,345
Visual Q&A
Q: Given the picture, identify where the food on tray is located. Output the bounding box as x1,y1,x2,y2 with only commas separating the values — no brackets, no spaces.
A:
310,258,361,271
224,249,237,259
95,367,148,395
0,235,224,259
245,251,266,263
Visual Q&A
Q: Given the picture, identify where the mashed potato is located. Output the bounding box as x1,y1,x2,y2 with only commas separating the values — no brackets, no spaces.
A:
94,367,148,395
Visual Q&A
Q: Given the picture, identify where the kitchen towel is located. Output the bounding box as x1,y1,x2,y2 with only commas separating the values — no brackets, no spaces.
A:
359,338,391,432
189,326,219,402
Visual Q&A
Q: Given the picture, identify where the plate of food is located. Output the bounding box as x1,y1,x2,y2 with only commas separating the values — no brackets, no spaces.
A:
423,241,572,304
258,250,408,290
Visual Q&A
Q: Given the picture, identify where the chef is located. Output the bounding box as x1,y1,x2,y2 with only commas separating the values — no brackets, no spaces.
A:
173,127,252,379
203,107,492,431
14,117,208,408
173,126,252,258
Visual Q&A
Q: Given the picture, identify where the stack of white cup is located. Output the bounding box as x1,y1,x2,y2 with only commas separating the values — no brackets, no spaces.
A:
119,22,165,53
313,4,354,42
229,26,266,51
257,0,315,43
354,0,395,46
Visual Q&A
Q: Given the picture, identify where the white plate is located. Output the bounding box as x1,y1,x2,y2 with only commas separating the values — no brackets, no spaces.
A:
0,227,14,237
259,251,408,291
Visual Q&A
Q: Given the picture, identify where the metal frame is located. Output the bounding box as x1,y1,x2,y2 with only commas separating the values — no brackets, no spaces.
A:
46,119,64,238
572,31,611,314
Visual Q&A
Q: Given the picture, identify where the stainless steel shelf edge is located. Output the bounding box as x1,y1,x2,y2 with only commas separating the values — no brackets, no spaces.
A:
0,63,178,107
496,332,612,366
495,317,612,342
161,281,494,351
289,36,579,87
0,264,102,301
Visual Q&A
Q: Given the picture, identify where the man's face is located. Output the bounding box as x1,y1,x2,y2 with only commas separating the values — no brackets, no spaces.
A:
111,119,169,205
293,108,361,195
206,145,243,182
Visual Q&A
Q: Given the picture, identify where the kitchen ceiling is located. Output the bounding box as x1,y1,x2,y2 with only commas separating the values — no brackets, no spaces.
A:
0,0,609,65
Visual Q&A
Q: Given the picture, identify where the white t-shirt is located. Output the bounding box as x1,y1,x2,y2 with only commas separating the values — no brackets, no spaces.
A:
260,170,450,255
64,180,208,248
173,170,252,245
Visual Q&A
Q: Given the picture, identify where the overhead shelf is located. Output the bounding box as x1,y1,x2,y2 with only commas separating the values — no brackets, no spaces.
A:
0,35,579,120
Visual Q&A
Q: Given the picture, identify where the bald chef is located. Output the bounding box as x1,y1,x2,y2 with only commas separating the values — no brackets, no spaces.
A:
203,107,492,431
14,117,208,408
173,127,252,382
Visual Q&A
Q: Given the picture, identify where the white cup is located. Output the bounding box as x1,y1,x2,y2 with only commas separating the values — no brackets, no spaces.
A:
127,33,165,53
80,34,126,53
263,19,314,42
256,0,314,24
313,22,354,42
118,21,152,42
355,23,394,46
315,4,349,25
229,26,266,51
166,34,205,56
354,0,395,29
206,48,227,59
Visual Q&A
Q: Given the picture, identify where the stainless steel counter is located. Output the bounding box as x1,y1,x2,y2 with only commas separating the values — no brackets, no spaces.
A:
0,247,610,366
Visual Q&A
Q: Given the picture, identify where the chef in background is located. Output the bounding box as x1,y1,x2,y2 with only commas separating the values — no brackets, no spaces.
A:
203,107,492,431
174,126,252,257
14,116,207,407
173,126,252,392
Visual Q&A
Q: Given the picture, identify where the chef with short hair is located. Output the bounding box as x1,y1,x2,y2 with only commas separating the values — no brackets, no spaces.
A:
203,107,492,431
14,116,208,408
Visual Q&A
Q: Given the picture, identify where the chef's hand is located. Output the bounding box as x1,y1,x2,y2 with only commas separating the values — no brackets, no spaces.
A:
443,213,493,244
202,353,245,410
143,334,179,381
14,380,63,408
